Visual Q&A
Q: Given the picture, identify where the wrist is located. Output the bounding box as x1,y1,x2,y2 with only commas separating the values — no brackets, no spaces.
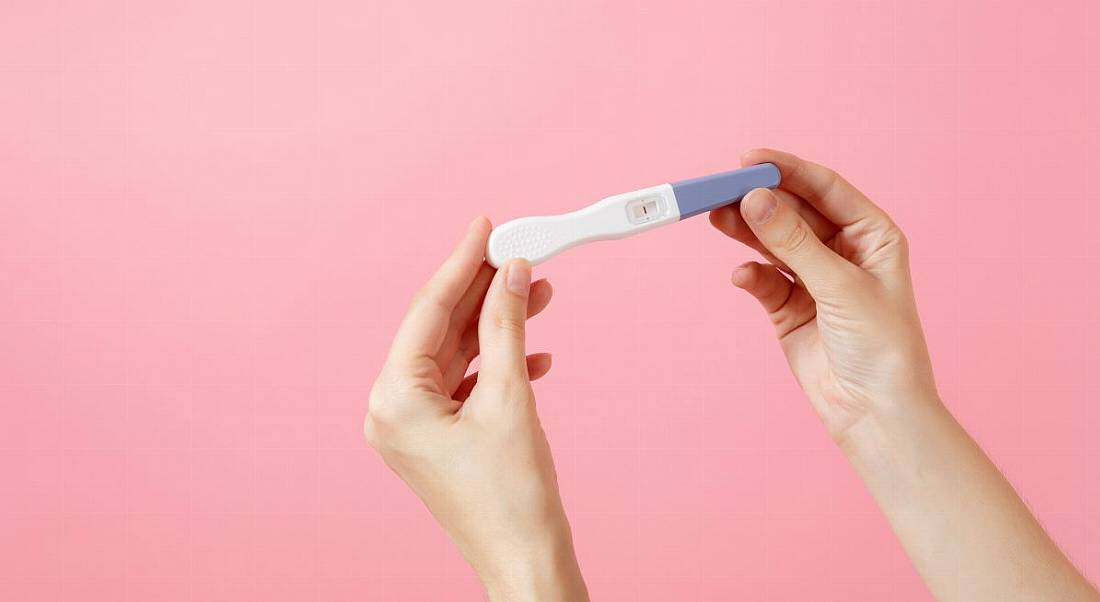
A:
478,518,588,602
834,390,965,508
834,389,947,465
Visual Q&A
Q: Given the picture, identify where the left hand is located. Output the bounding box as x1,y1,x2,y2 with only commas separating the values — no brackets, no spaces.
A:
365,217,588,602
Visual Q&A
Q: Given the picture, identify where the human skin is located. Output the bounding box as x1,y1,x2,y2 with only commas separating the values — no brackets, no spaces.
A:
365,219,589,601
709,148,1099,601
367,149,1099,601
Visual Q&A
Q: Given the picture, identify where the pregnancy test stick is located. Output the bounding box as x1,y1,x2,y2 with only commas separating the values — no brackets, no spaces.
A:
486,163,781,267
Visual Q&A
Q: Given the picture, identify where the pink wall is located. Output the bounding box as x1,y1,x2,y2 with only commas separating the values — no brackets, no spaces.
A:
2,0,1098,600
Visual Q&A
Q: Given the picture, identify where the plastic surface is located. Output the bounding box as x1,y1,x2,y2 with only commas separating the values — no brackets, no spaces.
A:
670,163,781,219
486,164,783,267
486,183,678,267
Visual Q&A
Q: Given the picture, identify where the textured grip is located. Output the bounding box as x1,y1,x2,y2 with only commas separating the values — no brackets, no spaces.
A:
488,222,556,264
485,183,678,268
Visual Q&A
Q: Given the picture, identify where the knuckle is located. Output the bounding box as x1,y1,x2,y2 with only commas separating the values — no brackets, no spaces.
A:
366,379,387,414
780,221,812,255
366,387,403,427
364,384,399,443
891,227,910,254
477,371,530,399
493,313,526,337
363,403,406,456
789,157,809,182
817,163,845,197
363,414,380,447
878,221,910,260
366,400,391,426
832,265,874,298
364,405,391,439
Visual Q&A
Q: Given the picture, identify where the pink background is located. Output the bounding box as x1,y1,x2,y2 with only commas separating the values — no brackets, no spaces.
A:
2,0,1098,600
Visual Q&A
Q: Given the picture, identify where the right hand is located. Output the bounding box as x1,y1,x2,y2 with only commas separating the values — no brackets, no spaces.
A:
709,148,939,443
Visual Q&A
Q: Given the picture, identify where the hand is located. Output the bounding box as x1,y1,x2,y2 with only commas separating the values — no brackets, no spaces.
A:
365,217,588,602
709,148,938,443
711,150,1100,602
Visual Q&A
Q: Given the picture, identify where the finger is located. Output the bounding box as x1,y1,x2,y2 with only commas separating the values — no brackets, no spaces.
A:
732,262,818,338
710,205,786,271
525,351,553,381
454,353,552,402
476,258,533,386
389,217,492,362
527,278,553,319
739,188,861,298
711,188,836,243
453,279,552,369
741,148,890,229
435,262,495,366
440,278,553,393
731,261,793,312
709,189,837,271
439,274,551,369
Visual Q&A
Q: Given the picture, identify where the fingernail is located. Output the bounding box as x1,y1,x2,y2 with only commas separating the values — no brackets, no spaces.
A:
507,259,531,295
742,188,778,224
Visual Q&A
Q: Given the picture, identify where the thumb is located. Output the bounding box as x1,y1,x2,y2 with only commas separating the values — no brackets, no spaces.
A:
476,258,532,387
739,188,858,297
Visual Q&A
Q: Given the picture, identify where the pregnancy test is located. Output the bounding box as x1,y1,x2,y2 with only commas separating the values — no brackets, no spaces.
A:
485,163,780,267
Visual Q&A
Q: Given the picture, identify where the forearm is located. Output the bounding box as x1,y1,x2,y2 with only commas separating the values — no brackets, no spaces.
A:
840,393,1098,602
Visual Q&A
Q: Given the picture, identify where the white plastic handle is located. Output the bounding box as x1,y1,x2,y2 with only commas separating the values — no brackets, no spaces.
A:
486,184,678,267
